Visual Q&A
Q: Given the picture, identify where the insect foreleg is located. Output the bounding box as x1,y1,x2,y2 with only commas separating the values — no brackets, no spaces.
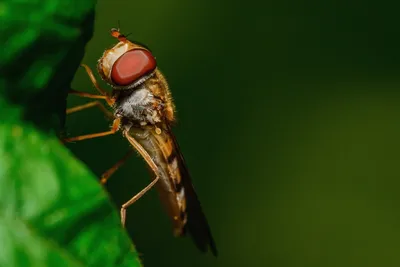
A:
80,64,110,97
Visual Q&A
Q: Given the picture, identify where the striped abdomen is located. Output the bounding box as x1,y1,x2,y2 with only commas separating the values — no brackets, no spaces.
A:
125,124,217,256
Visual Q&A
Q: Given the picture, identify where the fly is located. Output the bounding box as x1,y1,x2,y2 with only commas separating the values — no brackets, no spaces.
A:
64,28,217,256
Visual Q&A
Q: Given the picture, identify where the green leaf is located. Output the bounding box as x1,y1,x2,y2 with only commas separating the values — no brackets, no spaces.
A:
0,1,141,266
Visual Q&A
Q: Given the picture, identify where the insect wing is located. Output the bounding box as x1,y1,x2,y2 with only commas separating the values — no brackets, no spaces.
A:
167,128,218,256
124,125,218,256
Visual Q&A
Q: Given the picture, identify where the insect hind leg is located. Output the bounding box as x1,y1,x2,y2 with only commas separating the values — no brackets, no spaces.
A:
120,176,160,227
119,131,161,227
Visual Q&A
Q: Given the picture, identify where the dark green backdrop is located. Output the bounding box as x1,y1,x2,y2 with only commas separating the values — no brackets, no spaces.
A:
66,0,400,266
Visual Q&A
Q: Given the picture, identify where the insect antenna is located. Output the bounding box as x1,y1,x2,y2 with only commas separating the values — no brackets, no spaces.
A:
110,27,127,42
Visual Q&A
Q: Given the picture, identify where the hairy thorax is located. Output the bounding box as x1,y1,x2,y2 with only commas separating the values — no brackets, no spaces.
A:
112,71,175,128
113,85,164,128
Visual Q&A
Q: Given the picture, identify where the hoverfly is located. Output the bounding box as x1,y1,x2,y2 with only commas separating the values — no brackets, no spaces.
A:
64,28,217,256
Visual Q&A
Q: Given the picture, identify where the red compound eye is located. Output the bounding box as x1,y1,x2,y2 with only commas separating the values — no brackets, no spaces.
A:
111,49,156,86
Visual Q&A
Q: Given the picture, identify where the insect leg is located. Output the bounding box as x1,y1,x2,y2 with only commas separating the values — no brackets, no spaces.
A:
62,118,120,143
80,64,109,97
67,101,114,120
100,150,134,184
68,89,114,106
120,176,160,227
120,132,161,227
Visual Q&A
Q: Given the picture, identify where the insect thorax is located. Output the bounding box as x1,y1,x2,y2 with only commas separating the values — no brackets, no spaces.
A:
113,85,163,127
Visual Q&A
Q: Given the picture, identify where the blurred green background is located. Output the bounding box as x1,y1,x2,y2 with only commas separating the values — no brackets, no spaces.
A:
66,0,400,266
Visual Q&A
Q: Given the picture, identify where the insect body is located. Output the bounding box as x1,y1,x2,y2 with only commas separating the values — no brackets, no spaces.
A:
65,29,217,256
